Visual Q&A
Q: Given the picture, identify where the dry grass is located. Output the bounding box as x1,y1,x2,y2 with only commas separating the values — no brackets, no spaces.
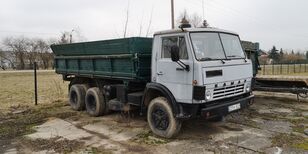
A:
0,71,68,112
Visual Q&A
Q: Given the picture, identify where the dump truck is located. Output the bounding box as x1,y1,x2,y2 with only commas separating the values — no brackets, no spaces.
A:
51,27,254,138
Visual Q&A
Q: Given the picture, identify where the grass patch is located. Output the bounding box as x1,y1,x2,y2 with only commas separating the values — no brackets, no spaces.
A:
294,140,308,150
271,133,307,150
132,131,169,145
20,136,84,153
0,71,68,111
83,147,113,154
289,118,307,134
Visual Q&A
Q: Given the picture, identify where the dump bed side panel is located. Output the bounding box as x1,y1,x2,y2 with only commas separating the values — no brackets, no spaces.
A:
51,37,153,82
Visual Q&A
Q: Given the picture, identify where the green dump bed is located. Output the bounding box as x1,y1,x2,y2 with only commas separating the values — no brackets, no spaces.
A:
51,37,153,82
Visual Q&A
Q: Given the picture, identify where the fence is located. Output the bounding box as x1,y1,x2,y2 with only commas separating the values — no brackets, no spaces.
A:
260,62,308,75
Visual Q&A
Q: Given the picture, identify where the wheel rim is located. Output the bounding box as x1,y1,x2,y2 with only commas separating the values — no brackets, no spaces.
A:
87,95,96,111
151,106,169,131
70,91,78,105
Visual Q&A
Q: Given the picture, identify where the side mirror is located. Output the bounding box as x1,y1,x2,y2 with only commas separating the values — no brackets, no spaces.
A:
170,45,180,62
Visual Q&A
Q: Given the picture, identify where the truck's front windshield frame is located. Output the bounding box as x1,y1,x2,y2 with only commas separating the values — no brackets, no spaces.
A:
189,32,246,61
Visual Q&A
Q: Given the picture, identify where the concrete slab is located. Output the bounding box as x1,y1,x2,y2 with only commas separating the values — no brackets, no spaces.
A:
4,148,17,154
27,118,92,140
83,122,141,141
259,120,293,134
272,108,292,114
264,147,283,154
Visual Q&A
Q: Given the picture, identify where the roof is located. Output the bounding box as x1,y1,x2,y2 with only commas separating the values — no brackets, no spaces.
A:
154,27,238,35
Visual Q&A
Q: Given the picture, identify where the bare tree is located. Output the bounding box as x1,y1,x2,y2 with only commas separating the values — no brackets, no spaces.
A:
176,10,190,27
36,39,53,69
0,49,14,70
190,13,203,28
58,31,70,44
176,10,209,28
0,50,7,70
138,13,144,37
123,0,130,38
145,7,154,37
73,28,87,42
3,37,29,70
26,39,39,69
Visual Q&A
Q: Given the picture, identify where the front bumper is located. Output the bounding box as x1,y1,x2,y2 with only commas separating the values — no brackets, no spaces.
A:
201,94,254,118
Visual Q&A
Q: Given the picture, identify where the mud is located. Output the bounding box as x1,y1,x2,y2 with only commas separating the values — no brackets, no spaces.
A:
2,93,308,153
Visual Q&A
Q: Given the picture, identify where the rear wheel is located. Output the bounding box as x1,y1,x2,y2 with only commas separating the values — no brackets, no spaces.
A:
69,84,87,111
147,97,182,138
85,87,108,117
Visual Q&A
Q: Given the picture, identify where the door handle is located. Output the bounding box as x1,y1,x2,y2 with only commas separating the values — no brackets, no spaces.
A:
157,71,164,75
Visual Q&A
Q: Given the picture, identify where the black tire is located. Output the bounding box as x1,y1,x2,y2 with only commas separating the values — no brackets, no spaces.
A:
147,97,182,138
69,84,87,111
85,87,107,117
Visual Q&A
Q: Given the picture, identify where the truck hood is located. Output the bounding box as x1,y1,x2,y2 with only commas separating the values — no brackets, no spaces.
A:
201,60,253,85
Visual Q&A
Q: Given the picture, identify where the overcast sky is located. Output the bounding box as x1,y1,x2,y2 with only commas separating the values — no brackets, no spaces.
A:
0,0,307,51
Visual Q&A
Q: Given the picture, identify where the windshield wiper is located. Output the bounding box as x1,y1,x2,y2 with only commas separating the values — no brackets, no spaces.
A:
227,55,241,58
199,57,213,61
227,55,247,62
227,55,243,58
199,57,225,64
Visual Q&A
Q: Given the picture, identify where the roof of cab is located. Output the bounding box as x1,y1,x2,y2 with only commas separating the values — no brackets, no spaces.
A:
154,27,238,35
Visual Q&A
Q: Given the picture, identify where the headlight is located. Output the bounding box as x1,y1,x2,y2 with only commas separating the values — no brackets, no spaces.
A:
205,90,212,100
245,83,251,92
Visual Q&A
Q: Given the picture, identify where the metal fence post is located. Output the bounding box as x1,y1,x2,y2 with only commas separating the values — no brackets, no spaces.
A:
294,62,296,73
263,63,265,75
34,62,38,105
287,63,289,74
272,62,274,75
280,63,282,74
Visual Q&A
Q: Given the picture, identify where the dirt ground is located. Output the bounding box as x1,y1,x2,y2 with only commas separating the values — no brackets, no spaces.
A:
0,71,308,154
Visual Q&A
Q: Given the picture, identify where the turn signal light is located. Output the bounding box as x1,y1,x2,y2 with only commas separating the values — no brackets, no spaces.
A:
192,80,198,85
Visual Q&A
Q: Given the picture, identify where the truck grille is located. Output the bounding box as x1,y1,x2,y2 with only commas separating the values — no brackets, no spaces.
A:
213,83,245,99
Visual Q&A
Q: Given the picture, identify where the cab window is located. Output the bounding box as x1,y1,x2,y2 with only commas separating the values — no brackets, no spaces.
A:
161,36,188,59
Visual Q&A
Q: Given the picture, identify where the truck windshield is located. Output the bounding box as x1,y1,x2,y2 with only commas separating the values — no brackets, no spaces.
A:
190,32,245,61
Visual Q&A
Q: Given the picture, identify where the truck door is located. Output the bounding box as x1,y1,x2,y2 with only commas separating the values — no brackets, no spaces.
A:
156,35,193,103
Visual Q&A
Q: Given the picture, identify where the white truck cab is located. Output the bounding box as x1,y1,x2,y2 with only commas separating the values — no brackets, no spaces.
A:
145,28,254,137
152,28,253,103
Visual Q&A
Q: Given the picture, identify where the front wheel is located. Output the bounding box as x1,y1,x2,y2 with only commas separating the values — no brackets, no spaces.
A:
147,97,182,138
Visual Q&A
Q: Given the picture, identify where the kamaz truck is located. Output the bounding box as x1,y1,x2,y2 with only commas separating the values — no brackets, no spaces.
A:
51,27,254,138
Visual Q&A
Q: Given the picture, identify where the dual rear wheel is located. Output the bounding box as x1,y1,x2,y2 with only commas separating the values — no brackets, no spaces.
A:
69,84,108,116
69,84,181,138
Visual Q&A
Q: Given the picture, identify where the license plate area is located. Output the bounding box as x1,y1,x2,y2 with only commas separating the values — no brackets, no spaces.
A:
228,103,241,112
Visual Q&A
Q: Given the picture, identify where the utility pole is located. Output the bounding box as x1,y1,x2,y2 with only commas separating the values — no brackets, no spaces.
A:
202,0,205,20
171,0,175,29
